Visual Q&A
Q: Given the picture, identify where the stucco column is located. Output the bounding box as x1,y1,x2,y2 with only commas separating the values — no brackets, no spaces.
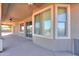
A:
0,4,1,37
24,22,26,37
13,22,19,34
0,3,3,52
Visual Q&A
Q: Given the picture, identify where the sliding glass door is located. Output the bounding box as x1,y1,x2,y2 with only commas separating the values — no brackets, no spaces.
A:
26,21,32,37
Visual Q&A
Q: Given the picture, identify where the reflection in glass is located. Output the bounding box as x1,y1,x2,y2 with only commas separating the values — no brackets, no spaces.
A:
57,23,66,36
34,14,41,34
26,22,32,37
42,9,51,35
57,7,67,37
34,9,51,36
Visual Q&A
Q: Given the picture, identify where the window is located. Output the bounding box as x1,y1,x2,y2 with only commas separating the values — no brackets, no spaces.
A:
33,5,70,39
41,9,51,35
34,14,41,34
20,23,24,32
34,9,51,36
57,7,67,36
55,4,70,39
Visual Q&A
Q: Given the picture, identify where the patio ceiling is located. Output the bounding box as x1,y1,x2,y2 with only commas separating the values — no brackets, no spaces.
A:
1,3,45,23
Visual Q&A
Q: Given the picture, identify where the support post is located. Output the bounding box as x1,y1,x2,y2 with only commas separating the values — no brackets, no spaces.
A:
0,3,3,52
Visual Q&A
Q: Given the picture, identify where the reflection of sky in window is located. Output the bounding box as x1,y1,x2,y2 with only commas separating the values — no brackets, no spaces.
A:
58,23,65,30
57,13,66,33
57,23,66,36
36,22,40,28
57,13,66,36
57,8,67,36
58,13,66,22
35,15,40,29
44,20,51,30
57,13,66,31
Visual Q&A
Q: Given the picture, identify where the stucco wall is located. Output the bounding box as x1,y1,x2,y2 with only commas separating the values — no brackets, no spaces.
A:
0,4,1,36
70,4,79,55
33,36,73,52
0,4,3,51
70,4,79,39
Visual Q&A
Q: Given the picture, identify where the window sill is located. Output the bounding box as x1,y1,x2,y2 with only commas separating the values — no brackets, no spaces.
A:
55,36,71,39
33,34,53,39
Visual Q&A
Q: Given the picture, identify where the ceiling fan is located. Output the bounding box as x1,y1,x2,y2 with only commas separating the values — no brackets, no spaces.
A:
9,17,15,22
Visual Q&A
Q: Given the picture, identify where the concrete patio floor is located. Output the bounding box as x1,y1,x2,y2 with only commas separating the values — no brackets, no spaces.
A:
0,34,73,56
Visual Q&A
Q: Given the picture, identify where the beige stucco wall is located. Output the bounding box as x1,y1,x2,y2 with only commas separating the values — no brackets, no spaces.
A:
0,3,3,51
0,3,1,21
70,4,79,39
70,4,79,54
0,4,1,36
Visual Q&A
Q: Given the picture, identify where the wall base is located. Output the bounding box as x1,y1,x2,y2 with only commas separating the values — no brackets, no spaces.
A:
33,36,73,53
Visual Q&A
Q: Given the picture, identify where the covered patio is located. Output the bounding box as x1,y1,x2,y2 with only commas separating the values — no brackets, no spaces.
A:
0,3,79,56
0,34,73,56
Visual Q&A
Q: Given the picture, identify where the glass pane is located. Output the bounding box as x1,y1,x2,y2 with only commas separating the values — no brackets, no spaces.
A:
34,9,51,36
34,14,41,34
41,9,51,35
57,7,67,37
58,7,67,22
57,23,66,36
26,22,32,37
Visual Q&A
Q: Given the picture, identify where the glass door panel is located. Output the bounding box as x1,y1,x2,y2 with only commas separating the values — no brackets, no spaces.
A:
26,21,32,37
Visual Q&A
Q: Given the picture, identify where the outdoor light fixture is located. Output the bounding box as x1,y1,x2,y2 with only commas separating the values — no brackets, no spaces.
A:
28,3,33,5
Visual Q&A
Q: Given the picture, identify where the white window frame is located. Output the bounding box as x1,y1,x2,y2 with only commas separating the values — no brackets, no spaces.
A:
32,5,53,39
55,4,71,39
